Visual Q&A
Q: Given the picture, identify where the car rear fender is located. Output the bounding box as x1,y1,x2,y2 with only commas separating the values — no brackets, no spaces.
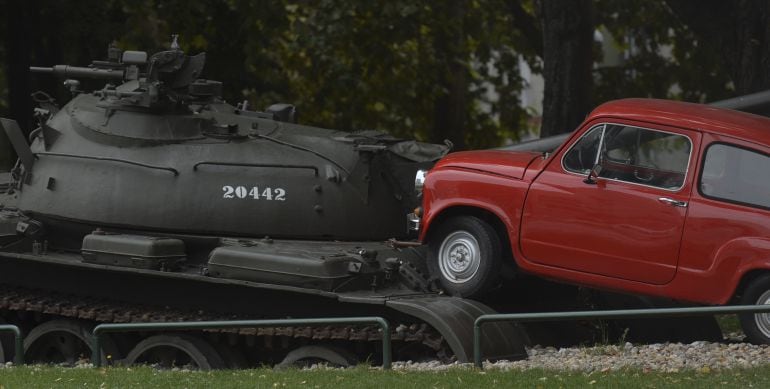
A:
708,237,770,303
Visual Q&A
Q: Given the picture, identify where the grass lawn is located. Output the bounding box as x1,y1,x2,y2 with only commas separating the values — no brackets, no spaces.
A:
0,365,769,389
0,315,756,388
716,314,743,336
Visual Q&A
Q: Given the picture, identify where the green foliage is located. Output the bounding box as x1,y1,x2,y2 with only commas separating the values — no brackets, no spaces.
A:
594,0,733,104
261,0,537,147
716,314,742,336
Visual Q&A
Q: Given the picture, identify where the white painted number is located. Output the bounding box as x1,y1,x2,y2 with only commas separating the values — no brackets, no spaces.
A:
222,185,287,201
261,188,272,200
274,188,286,201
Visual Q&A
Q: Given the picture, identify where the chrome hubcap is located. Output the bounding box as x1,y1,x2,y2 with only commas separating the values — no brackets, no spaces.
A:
755,290,770,338
438,231,481,284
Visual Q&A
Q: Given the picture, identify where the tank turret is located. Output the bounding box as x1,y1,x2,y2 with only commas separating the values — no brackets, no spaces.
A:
31,37,215,111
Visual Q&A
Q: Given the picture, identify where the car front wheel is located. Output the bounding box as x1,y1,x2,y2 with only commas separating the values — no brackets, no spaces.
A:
739,274,770,344
427,216,502,298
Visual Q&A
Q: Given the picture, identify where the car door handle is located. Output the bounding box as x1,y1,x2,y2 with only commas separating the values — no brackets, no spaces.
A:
658,197,688,208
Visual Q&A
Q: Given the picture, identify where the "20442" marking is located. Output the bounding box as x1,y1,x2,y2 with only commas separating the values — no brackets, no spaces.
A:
222,186,286,201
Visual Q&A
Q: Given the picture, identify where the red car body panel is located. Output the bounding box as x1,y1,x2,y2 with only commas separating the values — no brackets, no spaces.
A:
431,150,542,180
420,98,770,305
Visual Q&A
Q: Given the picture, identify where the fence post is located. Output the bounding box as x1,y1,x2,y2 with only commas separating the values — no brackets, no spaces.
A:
0,325,23,365
13,329,22,365
92,328,103,368
473,319,483,369
375,317,391,369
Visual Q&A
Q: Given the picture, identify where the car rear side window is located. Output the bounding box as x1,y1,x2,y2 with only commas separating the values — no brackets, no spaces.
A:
700,143,770,209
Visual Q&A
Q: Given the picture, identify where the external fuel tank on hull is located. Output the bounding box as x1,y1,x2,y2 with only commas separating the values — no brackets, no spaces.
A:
13,41,448,241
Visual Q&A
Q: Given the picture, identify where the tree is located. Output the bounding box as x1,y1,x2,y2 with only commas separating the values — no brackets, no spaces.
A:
595,0,732,104
0,0,34,169
666,0,770,95
268,0,535,149
538,0,594,137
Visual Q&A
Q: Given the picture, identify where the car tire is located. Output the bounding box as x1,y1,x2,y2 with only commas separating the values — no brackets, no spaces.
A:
428,216,502,298
739,274,770,345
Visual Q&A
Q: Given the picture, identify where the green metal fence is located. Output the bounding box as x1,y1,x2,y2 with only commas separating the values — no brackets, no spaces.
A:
92,316,391,369
5,305,769,369
474,304,770,369
0,324,22,365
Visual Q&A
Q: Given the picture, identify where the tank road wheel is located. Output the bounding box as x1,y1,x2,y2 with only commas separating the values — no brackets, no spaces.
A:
275,345,357,369
125,334,225,370
428,216,502,298
24,319,120,365
739,274,770,344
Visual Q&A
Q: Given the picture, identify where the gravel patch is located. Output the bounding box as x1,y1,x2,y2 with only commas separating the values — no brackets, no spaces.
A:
392,341,770,372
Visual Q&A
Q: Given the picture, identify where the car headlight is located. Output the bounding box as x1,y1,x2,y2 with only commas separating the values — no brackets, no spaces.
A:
414,169,427,194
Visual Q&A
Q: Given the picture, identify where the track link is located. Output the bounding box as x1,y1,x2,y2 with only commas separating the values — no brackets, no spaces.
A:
0,285,445,351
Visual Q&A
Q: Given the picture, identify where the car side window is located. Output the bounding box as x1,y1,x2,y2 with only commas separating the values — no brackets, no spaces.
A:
562,123,692,190
701,144,770,209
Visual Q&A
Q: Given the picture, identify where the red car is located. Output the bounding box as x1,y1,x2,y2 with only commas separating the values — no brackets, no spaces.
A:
417,98,770,344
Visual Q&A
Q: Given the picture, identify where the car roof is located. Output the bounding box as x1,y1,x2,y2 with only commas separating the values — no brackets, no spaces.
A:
589,98,770,145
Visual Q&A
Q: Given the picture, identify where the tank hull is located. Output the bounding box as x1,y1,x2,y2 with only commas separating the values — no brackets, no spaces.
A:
0,246,527,363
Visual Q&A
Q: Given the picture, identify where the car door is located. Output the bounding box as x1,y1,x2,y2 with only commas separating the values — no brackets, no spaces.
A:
519,120,700,285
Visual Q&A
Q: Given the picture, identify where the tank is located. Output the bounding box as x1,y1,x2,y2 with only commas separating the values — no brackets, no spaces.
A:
0,39,526,368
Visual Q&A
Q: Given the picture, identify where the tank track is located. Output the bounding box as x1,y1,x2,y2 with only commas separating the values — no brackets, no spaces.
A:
0,285,446,351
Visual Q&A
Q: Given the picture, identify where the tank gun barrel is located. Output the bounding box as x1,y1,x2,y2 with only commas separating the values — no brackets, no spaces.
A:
30,65,125,80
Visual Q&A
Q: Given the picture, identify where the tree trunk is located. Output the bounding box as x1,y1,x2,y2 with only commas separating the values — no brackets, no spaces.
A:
538,0,594,137
1,0,34,168
5,0,34,136
431,1,468,150
666,0,770,95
